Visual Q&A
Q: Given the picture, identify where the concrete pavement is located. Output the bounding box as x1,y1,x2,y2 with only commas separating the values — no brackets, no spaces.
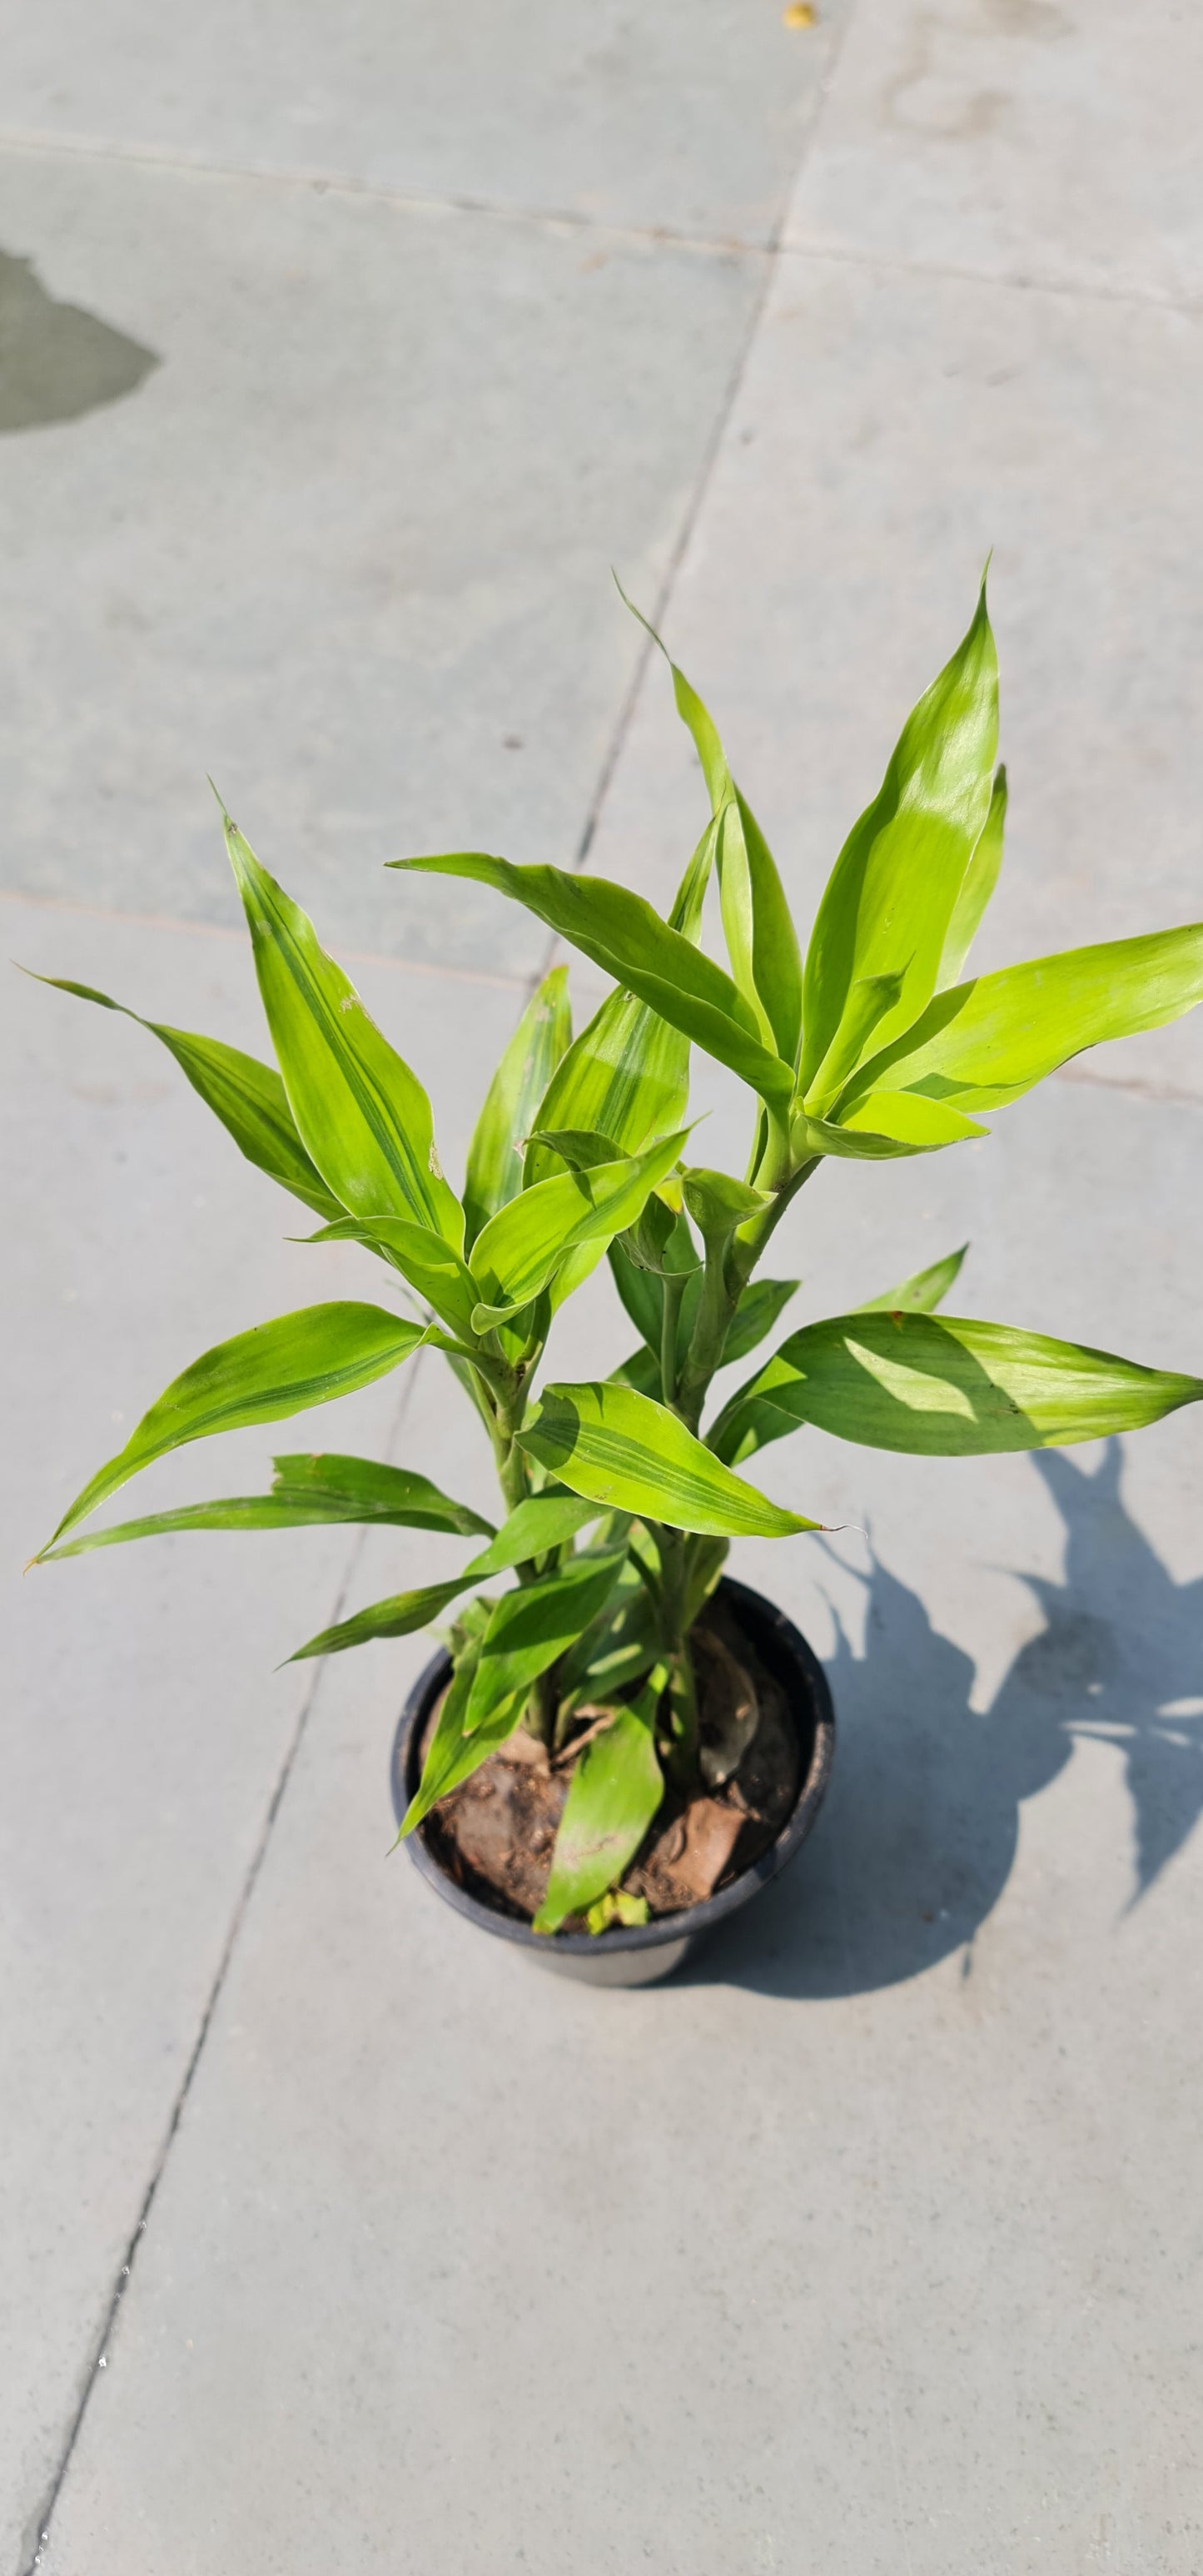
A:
2,3,1201,2569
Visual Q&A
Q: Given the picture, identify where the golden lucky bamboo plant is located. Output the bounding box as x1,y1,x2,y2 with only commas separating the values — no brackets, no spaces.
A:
31,580,1203,1933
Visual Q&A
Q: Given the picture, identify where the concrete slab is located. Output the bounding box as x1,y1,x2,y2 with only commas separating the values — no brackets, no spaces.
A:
0,0,846,246
0,896,530,2569
786,0,1203,304
0,146,763,970
586,251,1203,1104
36,1073,1203,2576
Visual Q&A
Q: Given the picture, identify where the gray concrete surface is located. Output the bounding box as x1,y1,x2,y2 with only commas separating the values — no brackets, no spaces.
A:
29,1076,1203,2576
0,150,764,967
786,0,1203,303
2,2,1201,2570
2,900,532,2564
0,0,848,243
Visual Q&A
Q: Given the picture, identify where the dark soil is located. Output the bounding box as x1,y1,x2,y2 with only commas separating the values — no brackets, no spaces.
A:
420,1595,801,1927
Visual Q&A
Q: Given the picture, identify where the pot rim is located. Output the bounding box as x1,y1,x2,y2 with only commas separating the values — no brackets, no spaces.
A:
390,1576,836,1957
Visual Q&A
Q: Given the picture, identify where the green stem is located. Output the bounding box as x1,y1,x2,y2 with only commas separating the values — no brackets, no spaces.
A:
527,1663,556,1750
425,1329,512,1399
666,1643,699,1786
490,1376,559,1748
627,1532,662,1609
674,1130,819,1438
655,1524,687,1652
675,1237,739,1432
659,1270,687,1410
655,1525,701,1788
731,1156,818,1287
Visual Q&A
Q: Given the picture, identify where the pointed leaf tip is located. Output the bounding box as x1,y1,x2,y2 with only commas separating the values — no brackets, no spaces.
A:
519,1380,822,1538
43,1302,428,1553
799,584,999,1107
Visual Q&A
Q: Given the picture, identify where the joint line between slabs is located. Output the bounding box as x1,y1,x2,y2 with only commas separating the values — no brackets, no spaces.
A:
17,1360,424,2576
529,0,862,986
0,888,530,994
778,231,1202,321
0,124,773,261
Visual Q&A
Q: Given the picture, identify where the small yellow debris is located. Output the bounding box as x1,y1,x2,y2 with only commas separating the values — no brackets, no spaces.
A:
783,2,817,22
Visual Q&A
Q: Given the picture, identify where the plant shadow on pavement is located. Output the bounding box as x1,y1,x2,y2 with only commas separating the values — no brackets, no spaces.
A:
688,1441,1203,1997
0,246,158,435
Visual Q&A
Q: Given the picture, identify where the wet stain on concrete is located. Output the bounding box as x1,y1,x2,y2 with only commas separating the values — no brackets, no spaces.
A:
882,0,1069,143
0,247,159,435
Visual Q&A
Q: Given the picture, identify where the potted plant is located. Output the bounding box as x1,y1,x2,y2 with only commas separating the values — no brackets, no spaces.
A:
30,580,1203,1984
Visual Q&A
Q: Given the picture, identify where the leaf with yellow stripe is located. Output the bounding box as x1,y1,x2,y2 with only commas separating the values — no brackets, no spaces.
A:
518,1380,820,1537
35,1304,427,1557
224,811,463,1244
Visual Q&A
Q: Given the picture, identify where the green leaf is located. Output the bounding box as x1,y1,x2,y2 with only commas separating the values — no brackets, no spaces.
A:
703,1253,967,1456
391,850,792,1112
469,1126,691,1329
860,1245,968,1314
615,579,803,1065
271,1453,473,1524
286,1494,606,1663
523,822,714,1192
712,1310,1203,1462
721,1276,801,1365
681,1533,730,1627
838,922,1203,1120
613,1269,798,1390
517,1381,821,1537
522,991,682,1192
706,1391,798,1471
608,1239,665,1357
27,973,341,1221
465,1548,629,1733
526,1137,677,1316
299,1216,480,1336
525,1126,624,1172
620,1197,698,1284
271,1453,490,1532
609,1208,701,1387
40,1450,495,1560
463,967,571,1250
400,1630,525,1833
799,580,999,1112
534,1687,664,1933
813,972,906,1104
43,1498,380,1559
465,1491,604,1574
288,1576,475,1663
37,1305,429,1558
839,1092,988,1149
224,813,463,1245
681,1166,772,1241
716,790,804,1067
610,1343,661,1397
584,1889,649,1933
556,1562,659,1708
937,763,1007,990
793,1097,987,1160
442,1590,496,1662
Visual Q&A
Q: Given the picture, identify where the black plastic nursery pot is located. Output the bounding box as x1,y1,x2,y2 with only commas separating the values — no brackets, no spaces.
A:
390,1575,836,1988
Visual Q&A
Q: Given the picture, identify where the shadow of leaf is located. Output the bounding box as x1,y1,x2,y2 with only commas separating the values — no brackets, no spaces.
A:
1017,1444,1203,1906
690,1440,1202,1996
